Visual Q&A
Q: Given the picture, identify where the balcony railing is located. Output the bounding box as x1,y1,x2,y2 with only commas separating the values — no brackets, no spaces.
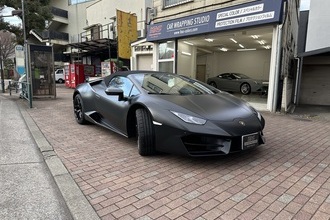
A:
51,7,68,19
71,22,116,44
38,30,69,41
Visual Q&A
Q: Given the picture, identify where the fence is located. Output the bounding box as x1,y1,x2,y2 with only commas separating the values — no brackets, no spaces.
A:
8,80,29,100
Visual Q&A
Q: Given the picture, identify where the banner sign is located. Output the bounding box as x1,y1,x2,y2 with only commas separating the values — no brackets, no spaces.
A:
147,0,283,41
15,45,25,75
117,10,138,59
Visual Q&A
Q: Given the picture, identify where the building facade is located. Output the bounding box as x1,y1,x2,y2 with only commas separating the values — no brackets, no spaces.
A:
296,0,330,106
31,0,152,70
142,0,299,113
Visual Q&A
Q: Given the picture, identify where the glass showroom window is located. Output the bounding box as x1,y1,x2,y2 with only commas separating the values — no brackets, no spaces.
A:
158,41,175,73
164,0,193,9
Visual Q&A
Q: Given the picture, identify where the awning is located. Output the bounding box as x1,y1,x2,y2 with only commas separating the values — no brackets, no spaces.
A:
298,47,330,57
68,38,117,52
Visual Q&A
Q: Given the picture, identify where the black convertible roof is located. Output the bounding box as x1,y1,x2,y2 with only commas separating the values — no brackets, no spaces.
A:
113,70,168,76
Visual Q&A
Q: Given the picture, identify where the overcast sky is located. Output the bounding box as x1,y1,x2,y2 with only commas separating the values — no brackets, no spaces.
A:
1,6,22,26
300,0,311,11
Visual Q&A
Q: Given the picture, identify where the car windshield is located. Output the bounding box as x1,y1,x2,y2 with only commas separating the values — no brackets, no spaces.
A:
131,73,216,95
233,73,250,79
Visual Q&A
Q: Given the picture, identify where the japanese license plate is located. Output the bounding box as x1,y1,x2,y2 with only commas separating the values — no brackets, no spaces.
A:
242,132,259,150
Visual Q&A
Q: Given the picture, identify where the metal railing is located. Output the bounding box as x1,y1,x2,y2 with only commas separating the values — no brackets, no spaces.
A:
8,80,29,100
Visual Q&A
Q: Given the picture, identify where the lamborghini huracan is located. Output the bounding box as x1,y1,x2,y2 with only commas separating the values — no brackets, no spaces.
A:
73,71,265,156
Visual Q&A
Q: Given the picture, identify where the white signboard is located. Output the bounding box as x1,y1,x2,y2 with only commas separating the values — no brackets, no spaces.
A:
15,45,25,75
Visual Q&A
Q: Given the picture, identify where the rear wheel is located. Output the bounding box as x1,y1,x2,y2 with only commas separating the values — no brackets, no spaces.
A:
209,81,217,88
73,94,87,124
240,83,251,95
136,108,156,156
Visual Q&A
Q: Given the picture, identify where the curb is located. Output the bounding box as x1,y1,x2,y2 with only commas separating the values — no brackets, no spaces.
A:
19,105,100,220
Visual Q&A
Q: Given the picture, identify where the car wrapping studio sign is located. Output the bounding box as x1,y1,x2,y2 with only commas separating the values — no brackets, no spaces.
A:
147,0,284,41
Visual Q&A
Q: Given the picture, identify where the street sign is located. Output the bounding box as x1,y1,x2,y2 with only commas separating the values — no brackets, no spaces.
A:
15,45,25,75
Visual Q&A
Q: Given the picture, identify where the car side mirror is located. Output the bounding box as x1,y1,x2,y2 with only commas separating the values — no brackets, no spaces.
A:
105,88,125,101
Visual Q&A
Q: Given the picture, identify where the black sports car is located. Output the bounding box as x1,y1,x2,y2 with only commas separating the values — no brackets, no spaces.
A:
73,71,265,156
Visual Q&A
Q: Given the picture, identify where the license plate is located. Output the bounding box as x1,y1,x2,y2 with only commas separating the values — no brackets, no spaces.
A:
242,132,259,150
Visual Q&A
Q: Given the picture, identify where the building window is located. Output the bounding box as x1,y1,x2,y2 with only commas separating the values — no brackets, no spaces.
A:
163,0,193,9
69,0,93,5
158,41,175,73
159,42,174,60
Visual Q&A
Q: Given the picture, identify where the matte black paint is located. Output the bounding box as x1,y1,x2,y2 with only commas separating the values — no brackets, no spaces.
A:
73,71,265,156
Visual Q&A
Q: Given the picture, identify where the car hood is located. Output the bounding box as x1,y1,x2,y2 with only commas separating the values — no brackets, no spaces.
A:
151,93,255,121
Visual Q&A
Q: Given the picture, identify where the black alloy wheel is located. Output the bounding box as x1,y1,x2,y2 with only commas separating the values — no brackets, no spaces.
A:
240,83,251,95
209,81,217,88
73,94,87,124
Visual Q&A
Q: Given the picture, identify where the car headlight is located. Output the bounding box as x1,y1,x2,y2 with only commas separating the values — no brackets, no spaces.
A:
251,107,262,121
245,102,262,121
171,111,206,125
256,111,262,121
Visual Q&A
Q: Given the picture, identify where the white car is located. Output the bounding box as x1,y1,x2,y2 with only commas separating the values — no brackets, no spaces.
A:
55,69,65,83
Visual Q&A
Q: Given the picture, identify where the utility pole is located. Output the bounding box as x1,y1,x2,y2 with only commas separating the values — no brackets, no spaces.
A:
21,0,32,108
0,38,4,93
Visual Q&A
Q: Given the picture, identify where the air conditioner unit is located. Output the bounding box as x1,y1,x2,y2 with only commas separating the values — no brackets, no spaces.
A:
138,30,145,38
149,8,157,17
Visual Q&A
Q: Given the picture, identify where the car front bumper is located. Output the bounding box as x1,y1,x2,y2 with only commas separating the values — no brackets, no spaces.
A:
153,119,265,156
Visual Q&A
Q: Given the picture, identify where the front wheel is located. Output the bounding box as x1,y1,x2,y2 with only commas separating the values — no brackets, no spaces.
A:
240,83,251,95
136,108,156,156
209,81,217,88
73,94,87,124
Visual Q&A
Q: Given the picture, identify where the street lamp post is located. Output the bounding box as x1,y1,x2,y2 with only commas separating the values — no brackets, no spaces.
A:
10,1,32,107
21,0,32,108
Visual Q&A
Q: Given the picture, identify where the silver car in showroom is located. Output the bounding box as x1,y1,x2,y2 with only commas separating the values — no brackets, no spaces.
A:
207,73,266,95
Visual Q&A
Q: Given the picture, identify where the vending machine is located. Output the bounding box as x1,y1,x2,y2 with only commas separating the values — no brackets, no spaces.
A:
101,61,117,77
69,64,84,88
69,64,96,88
64,63,70,88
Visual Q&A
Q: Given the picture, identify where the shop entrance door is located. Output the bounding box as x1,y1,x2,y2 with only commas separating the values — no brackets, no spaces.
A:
196,65,206,82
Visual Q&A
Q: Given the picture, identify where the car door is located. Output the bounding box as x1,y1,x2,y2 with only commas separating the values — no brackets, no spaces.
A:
230,73,244,91
95,76,140,135
216,73,231,90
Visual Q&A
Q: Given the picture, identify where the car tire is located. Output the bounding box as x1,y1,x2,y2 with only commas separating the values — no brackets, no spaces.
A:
209,81,217,88
73,94,87,124
136,108,156,156
58,78,64,83
240,83,251,95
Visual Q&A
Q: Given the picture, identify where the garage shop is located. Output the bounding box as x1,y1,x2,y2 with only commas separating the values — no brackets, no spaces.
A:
140,0,298,113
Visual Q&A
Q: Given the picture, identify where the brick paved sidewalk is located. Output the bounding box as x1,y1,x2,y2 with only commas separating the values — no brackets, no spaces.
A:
18,85,330,219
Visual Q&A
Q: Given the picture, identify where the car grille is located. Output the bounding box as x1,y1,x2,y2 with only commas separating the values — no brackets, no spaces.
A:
182,134,242,156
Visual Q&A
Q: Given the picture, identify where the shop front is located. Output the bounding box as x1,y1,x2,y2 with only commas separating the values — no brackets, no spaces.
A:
146,0,291,112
